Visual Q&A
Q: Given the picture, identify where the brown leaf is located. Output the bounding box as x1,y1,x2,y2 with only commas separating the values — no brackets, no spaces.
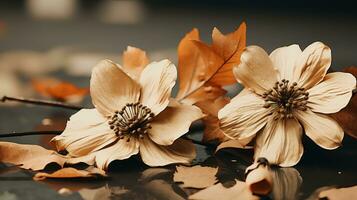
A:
176,23,246,104
0,142,94,171
122,46,150,80
196,97,230,143
189,181,259,200
174,165,218,189
33,166,106,181
318,185,357,200
330,66,357,139
32,78,89,102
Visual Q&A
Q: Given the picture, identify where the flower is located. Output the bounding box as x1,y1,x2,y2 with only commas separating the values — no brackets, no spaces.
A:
52,59,202,170
218,42,356,167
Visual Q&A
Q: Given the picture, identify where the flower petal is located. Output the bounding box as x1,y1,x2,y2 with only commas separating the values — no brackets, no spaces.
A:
307,72,356,114
93,138,139,170
139,138,195,167
234,45,278,94
149,102,202,146
254,117,303,167
296,110,344,149
269,44,302,81
218,90,271,142
139,59,177,115
90,59,141,116
52,109,117,157
293,42,331,89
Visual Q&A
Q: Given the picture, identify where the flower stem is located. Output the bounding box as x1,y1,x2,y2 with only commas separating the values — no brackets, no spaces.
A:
0,131,61,138
1,96,83,110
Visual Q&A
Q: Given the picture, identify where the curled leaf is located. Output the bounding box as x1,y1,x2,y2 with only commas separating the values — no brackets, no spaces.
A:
32,78,89,102
0,142,94,171
174,165,218,189
330,66,357,139
33,167,107,181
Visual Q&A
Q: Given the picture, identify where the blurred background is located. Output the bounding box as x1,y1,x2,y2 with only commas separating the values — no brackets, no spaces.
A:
0,1,356,199
1,0,357,103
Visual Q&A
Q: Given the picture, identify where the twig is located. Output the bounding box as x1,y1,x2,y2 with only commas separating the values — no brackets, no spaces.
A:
0,130,215,149
0,131,61,138
1,96,83,110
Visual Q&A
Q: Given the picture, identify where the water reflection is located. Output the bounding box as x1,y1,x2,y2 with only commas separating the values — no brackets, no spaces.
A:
1,146,355,200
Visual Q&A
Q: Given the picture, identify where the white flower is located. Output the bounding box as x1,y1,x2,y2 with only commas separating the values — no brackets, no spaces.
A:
218,42,356,167
52,59,202,170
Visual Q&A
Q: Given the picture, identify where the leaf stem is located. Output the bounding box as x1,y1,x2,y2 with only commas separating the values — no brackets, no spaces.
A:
0,131,61,138
1,96,83,110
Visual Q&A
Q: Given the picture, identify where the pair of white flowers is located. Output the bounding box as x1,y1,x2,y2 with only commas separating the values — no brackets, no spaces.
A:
53,42,356,169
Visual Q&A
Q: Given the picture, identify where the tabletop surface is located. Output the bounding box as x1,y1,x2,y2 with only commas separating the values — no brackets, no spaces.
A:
0,2,356,199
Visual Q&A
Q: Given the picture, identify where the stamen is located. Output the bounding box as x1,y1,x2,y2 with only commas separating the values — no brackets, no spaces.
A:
108,103,154,142
262,81,309,119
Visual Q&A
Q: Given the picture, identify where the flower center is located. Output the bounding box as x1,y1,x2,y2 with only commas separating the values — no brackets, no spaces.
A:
108,103,154,141
262,79,309,119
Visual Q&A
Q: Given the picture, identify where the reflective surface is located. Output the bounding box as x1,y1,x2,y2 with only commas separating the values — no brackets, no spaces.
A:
1,1,357,199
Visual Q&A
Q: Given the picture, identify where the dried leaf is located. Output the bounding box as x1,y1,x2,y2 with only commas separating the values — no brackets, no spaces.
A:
33,167,106,180
330,66,357,139
176,23,246,104
0,142,94,171
196,97,230,143
32,78,89,102
122,46,150,80
189,181,259,200
174,165,218,189
318,186,357,200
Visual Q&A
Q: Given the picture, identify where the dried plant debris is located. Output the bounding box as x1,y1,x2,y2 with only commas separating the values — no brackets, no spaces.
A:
189,181,259,200
176,23,246,105
318,185,357,200
174,165,218,189
33,166,107,181
32,77,89,103
0,141,94,171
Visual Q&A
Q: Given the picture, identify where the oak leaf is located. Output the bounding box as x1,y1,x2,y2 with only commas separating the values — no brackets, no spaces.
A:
330,66,357,139
0,142,94,171
174,165,218,189
176,23,246,105
33,166,106,180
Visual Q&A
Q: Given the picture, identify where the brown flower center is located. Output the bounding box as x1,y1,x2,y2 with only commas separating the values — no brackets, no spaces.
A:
108,103,154,141
262,79,309,119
